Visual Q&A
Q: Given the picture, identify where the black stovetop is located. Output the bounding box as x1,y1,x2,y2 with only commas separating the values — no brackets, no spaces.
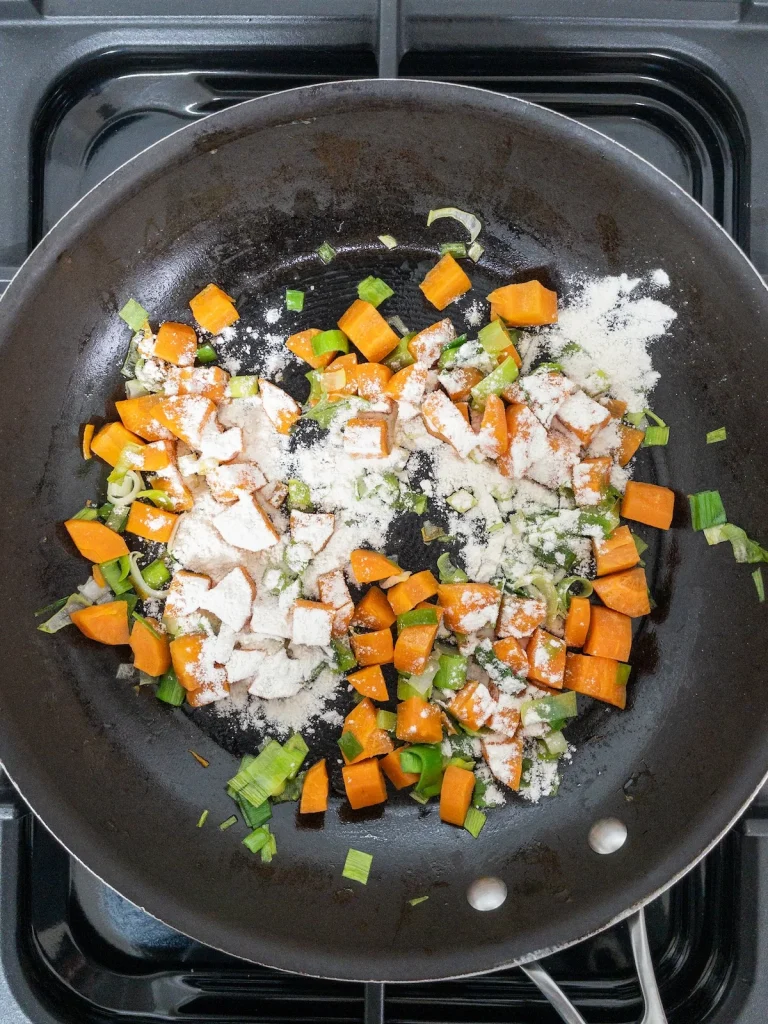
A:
3,3,768,1021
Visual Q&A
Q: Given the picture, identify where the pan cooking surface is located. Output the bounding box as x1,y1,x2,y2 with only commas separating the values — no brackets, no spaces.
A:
0,80,767,980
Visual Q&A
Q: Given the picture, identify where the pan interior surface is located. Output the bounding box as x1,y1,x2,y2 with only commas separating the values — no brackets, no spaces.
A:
0,80,767,981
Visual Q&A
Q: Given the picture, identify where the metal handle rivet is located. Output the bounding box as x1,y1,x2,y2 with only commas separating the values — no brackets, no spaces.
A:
467,876,507,911
588,817,627,854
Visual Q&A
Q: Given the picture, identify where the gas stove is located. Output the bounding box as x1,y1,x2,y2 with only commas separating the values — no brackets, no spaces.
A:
3,3,768,1021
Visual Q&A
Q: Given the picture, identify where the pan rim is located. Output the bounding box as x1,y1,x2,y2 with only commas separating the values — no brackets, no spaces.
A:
1,77,766,982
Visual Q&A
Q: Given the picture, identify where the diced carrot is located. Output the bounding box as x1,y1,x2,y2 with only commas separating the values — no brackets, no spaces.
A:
166,365,230,402
557,391,611,445
189,283,239,334
478,393,508,458
386,569,439,616
154,322,197,366
602,398,628,419
497,403,540,479
326,353,360,396
169,635,205,691
486,280,558,326
441,365,483,402
70,600,130,646
116,395,173,442
286,328,333,370
482,732,524,790
618,424,645,466
592,567,651,618
419,253,471,310
186,681,230,708
152,462,194,512
487,685,521,737
316,569,354,638
395,697,443,744
82,423,95,460
130,439,173,472
496,594,547,639
258,380,301,435
342,697,379,763
347,665,388,701
447,680,494,730
342,758,388,810
350,627,394,666
90,422,145,467
454,401,470,423
338,299,399,363
384,363,427,402
493,636,529,677
584,605,632,662
564,595,591,648
156,395,217,446
352,586,396,630
439,764,475,827
565,653,627,709
355,362,393,402
125,502,178,544
343,415,389,457
394,623,438,675
621,480,675,531
64,519,129,563
407,318,454,367
526,627,566,688
437,583,501,633
92,564,106,588
489,302,505,322
349,549,400,584
593,525,640,577
497,342,522,368
130,617,171,676
572,457,612,506
380,747,420,790
300,759,329,813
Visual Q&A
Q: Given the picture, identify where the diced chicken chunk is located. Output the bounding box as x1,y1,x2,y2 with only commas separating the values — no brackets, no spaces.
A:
213,494,280,552
289,510,335,554
206,462,267,504
343,416,390,458
291,599,334,647
198,566,255,631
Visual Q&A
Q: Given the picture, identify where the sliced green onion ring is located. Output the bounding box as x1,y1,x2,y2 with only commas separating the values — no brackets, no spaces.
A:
342,848,373,885
706,427,727,444
311,330,349,357
426,206,482,243
128,551,169,601
378,234,397,249
37,593,91,634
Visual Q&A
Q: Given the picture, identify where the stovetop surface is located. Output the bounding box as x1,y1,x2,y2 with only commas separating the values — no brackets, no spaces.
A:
2,3,768,1022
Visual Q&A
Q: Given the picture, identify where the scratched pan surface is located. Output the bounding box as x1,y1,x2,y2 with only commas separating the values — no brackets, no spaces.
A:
0,79,766,981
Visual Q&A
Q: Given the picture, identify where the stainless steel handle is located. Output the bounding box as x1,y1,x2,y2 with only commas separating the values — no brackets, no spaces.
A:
521,908,667,1024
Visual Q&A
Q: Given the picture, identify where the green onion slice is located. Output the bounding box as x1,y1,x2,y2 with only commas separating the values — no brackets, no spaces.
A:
397,608,438,631
376,709,397,732
342,848,373,885
520,691,578,726
331,637,357,673
287,479,312,511
470,356,519,405
426,207,482,243
316,241,337,264
383,335,416,372
703,523,766,563
71,506,99,521
378,234,397,249
227,739,296,808
219,815,237,831
436,552,468,584
478,319,512,355
285,289,305,312
311,330,349,357
119,298,148,331
399,744,444,798
228,375,259,398
706,427,727,444
468,242,484,263
99,554,134,595
357,276,394,307
753,568,765,603
433,652,468,690
196,809,209,828
644,408,667,428
196,344,217,364
135,489,174,511
37,593,91,634
642,425,669,447
156,668,185,706
463,806,486,838
338,731,364,762
439,242,467,258
243,825,272,854
408,896,429,906
236,796,272,829
689,490,727,531
436,334,468,369
142,558,171,591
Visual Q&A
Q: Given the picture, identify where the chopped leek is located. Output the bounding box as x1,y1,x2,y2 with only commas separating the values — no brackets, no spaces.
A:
331,637,357,673
105,505,130,533
703,522,766,563
342,848,372,885
243,825,272,854
121,335,141,379
196,344,217,363
197,810,209,828
35,596,68,619
436,334,467,369
421,521,450,544
107,442,145,484
228,375,259,398
287,479,312,511
520,691,578,726
632,533,649,557
436,552,468,584
376,709,397,732
119,298,148,331
37,593,91,633
338,731,364,762
753,568,765,603
616,663,631,686
556,575,593,613
642,425,669,447
463,806,486,838
114,592,138,615
706,427,727,444
644,408,667,428
72,506,99,521
316,241,337,264
262,832,277,863
433,652,468,690
219,815,237,831
135,489,174,511
156,668,185,706
439,242,467,258
468,241,484,262
283,733,309,779
426,206,482,243
99,555,133,596
470,356,519,405
397,490,428,515
408,896,429,906
236,795,272,828
378,234,397,249
446,489,477,513
541,730,568,758
383,334,416,372
397,608,438,630
285,289,305,312
228,739,297,808
142,558,170,591
399,744,443,798
689,490,727,531
478,320,513,355
301,396,357,429
625,411,646,427
357,276,393,307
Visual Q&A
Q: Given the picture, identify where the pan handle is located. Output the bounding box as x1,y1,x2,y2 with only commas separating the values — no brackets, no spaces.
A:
377,0,401,78
520,908,667,1024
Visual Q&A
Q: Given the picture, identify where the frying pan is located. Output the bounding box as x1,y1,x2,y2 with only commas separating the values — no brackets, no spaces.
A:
0,78,766,983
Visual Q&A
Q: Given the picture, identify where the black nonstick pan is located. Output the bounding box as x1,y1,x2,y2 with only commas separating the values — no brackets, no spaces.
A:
0,79,766,982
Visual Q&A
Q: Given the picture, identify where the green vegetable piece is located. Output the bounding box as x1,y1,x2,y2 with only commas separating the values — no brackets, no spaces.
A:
520,691,578,726
338,731,364,762
408,896,429,906
342,848,373,885
421,521,449,544
436,334,467,370
470,356,519,405
196,809,209,828
287,479,312,511
478,319,513,355
397,608,438,631
316,242,337,264
243,825,272,854
135,489,174,511
218,815,238,831
227,739,297,808
463,806,486,838
433,652,468,690
688,490,727,531
706,427,727,444
285,289,305,312
99,555,134,596
357,276,394,307
446,489,476,513
541,730,568,758
119,298,148,331
196,343,217,364
399,744,444,799
383,334,416,372
142,558,170,591
378,234,397,249
283,733,309,779
616,663,632,686
703,523,766,563
71,507,99,521
376,709,397,732
236,796,272,829
753,567,765,603
468,241,484,262
439,242,467,258
156,668,186,706
642,425,669,447
436,552,468,584
228,375,259,398
331,637,357,673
